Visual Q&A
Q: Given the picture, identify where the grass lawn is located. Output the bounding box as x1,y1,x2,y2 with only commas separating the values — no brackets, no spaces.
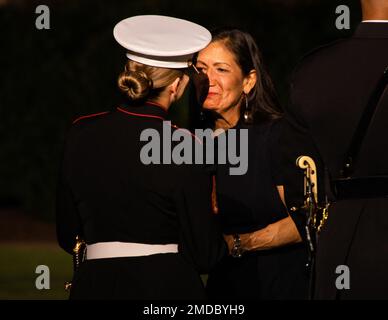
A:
0,242,72,300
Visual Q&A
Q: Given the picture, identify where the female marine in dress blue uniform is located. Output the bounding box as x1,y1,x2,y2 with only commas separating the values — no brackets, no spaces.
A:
56,16,226,300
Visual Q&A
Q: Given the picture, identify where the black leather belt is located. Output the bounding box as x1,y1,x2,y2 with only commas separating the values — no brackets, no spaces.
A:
332,176,388,200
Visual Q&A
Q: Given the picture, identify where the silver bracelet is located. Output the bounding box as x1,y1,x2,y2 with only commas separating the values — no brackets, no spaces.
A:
231,234,243,258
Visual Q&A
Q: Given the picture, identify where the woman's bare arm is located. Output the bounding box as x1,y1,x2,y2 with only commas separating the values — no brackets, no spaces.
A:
224,186,302,253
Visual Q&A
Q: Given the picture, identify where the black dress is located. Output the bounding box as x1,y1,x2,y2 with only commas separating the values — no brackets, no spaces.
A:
56,102,226,300
206,118,309,300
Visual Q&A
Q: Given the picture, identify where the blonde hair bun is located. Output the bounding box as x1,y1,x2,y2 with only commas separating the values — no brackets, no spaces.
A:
118,70,153,101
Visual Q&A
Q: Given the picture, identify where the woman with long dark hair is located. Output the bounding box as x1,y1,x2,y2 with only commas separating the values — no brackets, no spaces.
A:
195,28,309,299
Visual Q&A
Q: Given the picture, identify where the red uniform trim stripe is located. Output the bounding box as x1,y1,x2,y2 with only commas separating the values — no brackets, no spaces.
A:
117,107,202,144
145,101,166,109
117,107,166,121
72,111,110,124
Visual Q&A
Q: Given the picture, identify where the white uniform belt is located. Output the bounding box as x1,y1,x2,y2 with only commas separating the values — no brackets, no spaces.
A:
86,241,178,260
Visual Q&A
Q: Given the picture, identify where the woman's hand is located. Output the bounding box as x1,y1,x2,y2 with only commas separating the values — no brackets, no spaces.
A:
244,217,302,251
223,234,234,254
223,216,302,254
223,232,261,254
223,185,302,255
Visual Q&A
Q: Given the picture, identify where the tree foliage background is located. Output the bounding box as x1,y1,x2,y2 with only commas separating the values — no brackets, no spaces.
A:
0,0,360,221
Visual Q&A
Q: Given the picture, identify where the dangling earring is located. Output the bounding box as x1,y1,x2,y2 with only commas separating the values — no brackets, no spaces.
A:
243,93,251,123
